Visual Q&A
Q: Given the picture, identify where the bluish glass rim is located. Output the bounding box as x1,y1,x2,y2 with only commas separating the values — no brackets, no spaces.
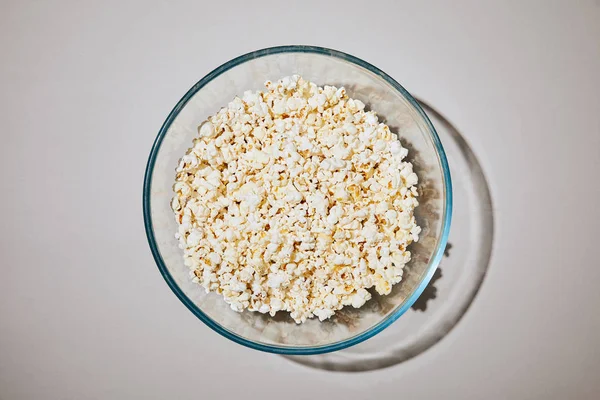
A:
143,45,453,355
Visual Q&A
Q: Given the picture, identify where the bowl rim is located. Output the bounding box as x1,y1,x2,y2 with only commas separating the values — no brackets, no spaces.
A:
143,45,453,355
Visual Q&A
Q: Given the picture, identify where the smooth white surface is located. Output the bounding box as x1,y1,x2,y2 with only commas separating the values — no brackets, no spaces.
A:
1,1,599,399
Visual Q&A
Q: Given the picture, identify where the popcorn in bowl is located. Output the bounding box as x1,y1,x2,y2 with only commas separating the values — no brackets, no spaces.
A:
171,75,420,323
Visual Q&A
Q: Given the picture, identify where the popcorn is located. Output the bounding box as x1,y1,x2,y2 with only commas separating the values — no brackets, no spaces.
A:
171,76,420,324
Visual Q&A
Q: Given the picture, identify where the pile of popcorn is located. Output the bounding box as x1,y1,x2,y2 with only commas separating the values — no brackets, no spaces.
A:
171,75,421,323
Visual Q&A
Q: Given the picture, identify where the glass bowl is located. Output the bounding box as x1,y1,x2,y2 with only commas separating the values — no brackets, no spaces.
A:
143,45,452,355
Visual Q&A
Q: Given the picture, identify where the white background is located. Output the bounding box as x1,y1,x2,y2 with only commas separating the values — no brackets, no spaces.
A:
1,1,599,399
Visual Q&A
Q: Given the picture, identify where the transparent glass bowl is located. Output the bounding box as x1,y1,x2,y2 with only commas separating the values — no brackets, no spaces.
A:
143,46,452,355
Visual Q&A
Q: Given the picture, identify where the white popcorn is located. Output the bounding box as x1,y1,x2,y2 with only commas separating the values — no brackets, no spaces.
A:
284,189,303,203
267,271,287,289
207,252,221,266
198,121,215,138
171,76,420,323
